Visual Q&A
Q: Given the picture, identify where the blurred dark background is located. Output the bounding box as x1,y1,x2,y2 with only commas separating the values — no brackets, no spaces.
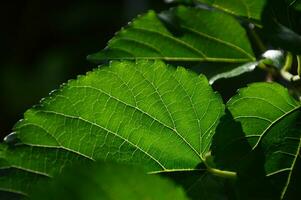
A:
0,0,168,139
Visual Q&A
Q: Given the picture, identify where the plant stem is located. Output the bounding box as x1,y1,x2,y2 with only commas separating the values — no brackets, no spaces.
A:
280,52,300,82
203,154,237,179
297,55,301,76
206,166,237,179
283,52,293,72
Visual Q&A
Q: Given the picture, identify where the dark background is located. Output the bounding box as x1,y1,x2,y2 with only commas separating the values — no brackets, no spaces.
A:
0,0,168,139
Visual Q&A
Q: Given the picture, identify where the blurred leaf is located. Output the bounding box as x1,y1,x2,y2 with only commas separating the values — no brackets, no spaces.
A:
30,162,188,200
0,60,224,196
294,0,301,10
164,0,194,4
0,143,91,198
88,6,254,64
262,0,301,54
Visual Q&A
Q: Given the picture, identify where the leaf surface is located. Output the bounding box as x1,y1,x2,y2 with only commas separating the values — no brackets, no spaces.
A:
197,0,266,20
0,60,224,196
88,6,254,63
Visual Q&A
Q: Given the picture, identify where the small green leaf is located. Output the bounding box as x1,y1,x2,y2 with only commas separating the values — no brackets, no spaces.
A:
88,6,254,63
30,162,188,200
0,60,224,196
218,83,301,198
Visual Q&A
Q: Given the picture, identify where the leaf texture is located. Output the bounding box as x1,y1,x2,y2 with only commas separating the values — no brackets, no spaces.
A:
0,60,224,196
88,6,255,63
197,0,266,20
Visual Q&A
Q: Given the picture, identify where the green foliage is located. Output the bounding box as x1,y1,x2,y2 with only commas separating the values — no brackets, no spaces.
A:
88,6,254,63
196,0,266,20
30,162,188,200
1,0,301,199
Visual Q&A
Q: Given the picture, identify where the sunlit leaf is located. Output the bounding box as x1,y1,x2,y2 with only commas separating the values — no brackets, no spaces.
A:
0,60,224,196
196,0,266,20
88,6,254,64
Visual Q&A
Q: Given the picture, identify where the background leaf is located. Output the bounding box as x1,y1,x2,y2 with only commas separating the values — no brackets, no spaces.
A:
0,60,224,196
30,162,188,200
262,0,301,54
88,6,255,64
196,0,266,20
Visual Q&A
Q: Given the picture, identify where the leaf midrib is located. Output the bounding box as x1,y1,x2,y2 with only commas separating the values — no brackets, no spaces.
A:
21,82,203,170
134,27,207,57
280,134,301,199
69,84,201,158
34,109,167,170
181,25,254,60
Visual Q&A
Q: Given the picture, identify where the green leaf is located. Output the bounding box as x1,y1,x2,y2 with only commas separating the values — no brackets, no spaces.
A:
220,83,301,198
0,143,92,198
0,60,224,196
88,6,255,63
209,61,258,84
30,162,188,200
196,0,266,20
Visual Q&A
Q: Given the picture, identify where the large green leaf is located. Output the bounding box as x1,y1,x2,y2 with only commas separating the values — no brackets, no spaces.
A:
30,162,188,200
196,0,266,20
88,6,255,63
216,83,301,199
0,60,224,196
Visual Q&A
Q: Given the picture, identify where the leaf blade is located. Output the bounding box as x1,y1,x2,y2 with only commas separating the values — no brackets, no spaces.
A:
0,60,224,195
197,0,266,20
88,6,255,63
